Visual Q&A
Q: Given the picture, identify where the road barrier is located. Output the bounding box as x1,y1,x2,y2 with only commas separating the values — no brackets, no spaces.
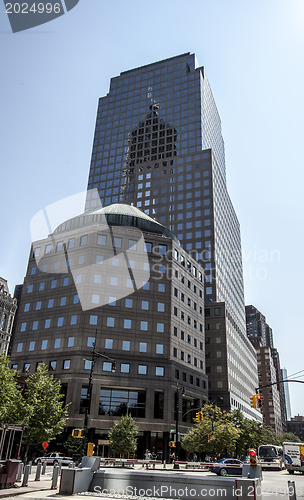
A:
288,480,297,500
35,462,41,481
21,464,30,487
51,464,59,489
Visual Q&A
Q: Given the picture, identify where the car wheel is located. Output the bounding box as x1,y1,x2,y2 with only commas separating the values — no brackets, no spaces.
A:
288,470,294,474
37,459,41,465
220,468,228,476
53,460,59,466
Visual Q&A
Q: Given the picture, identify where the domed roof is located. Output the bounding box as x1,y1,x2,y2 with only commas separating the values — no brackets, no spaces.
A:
54,203,180,244
87,203,163,225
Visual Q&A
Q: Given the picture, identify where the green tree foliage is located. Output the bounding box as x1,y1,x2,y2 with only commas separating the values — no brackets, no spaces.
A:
181,404,240,457
65,435,87,455
182,405,299,457
22,364,69,453
108,414,138,457
279,433,302,445
0,357,70,460
231,409,265,454
0,355,24,424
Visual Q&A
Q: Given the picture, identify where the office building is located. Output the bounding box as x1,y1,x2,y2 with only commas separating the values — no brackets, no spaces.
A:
245,305,267,346
281,367,292,421
86,53,261,420
246,305,285,431
0,277,17,355
287,415,304,441
254,345,283,433
10,203,208,458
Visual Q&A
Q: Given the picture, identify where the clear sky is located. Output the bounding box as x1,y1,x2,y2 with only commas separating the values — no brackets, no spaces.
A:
1,0,303,417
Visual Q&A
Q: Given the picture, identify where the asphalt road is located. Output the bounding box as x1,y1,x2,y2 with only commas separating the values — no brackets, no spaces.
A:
2,466,304,499
261,469,304,499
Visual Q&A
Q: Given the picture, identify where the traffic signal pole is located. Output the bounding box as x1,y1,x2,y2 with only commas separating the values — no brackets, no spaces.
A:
81,331,116,457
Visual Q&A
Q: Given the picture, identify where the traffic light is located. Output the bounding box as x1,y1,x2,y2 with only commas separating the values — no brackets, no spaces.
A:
256,394,262,408
72,428,84,438
250,395,256,408
195,411,203,422
249,448,258,466
169,441,176,448
87,442,95,457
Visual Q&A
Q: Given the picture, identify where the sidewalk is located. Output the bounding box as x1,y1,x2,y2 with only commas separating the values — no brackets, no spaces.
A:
0,468,60,500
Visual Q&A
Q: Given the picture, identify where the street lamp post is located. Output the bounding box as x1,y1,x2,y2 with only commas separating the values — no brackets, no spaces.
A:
173,383,185,469
82,338,116,457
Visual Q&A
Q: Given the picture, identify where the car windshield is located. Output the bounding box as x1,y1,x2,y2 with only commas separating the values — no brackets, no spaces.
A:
259,446,277,458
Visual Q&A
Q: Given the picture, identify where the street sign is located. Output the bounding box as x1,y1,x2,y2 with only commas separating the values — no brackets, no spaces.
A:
170,429,176,433
42,442,49,450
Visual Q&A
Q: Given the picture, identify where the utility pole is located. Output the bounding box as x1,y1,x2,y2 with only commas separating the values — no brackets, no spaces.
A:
173,384,185,469
81,332,116,457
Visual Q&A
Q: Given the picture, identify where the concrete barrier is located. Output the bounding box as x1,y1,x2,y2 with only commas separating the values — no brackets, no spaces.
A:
89,470,262,500
60,467,95,494
60,458,100,495
16,462,24,481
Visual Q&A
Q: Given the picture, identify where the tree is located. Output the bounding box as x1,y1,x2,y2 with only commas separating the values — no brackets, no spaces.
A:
65,435,87,456
22,364,69,460
181,404,240,457
108,414,138,457
231,409,265,454
0,355,24,424
280,433,302,444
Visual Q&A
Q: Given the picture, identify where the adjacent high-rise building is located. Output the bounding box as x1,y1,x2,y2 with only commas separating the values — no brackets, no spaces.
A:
246,304,285,432
281,367,292,421
245,305,267,346
0,277,17,355
86,53,261,421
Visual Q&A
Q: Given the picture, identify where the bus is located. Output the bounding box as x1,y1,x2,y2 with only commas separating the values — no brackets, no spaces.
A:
258,444,284,470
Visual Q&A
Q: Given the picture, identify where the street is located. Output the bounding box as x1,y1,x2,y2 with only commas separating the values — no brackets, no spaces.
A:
2,466,304,499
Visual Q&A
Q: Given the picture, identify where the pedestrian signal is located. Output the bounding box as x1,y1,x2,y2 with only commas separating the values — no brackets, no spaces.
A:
72,428,84,438
249,448,257,466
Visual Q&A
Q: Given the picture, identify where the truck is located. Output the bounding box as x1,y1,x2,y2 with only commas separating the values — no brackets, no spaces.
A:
283,442,304,474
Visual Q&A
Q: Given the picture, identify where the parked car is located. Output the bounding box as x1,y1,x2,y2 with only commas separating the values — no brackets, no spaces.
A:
210,458,244,476
34,452,73,466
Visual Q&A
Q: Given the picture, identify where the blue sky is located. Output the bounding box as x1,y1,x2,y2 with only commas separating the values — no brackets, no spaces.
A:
1,0,303,416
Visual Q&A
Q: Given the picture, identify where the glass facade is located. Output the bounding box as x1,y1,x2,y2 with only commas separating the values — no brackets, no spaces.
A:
86,53,260,420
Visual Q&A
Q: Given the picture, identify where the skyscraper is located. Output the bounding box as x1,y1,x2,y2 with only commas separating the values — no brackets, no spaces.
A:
86,53,261,421
281,367,292,421
0,277,17,355
245,305,285,431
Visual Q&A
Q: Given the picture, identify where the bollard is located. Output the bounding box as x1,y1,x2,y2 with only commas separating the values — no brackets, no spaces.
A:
288,480,297,500
42,461,47,475
58,462,62,477
163,460,166,469
16,462,24,481
51,465,59,489
35,462,42,481
22,464,31,487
